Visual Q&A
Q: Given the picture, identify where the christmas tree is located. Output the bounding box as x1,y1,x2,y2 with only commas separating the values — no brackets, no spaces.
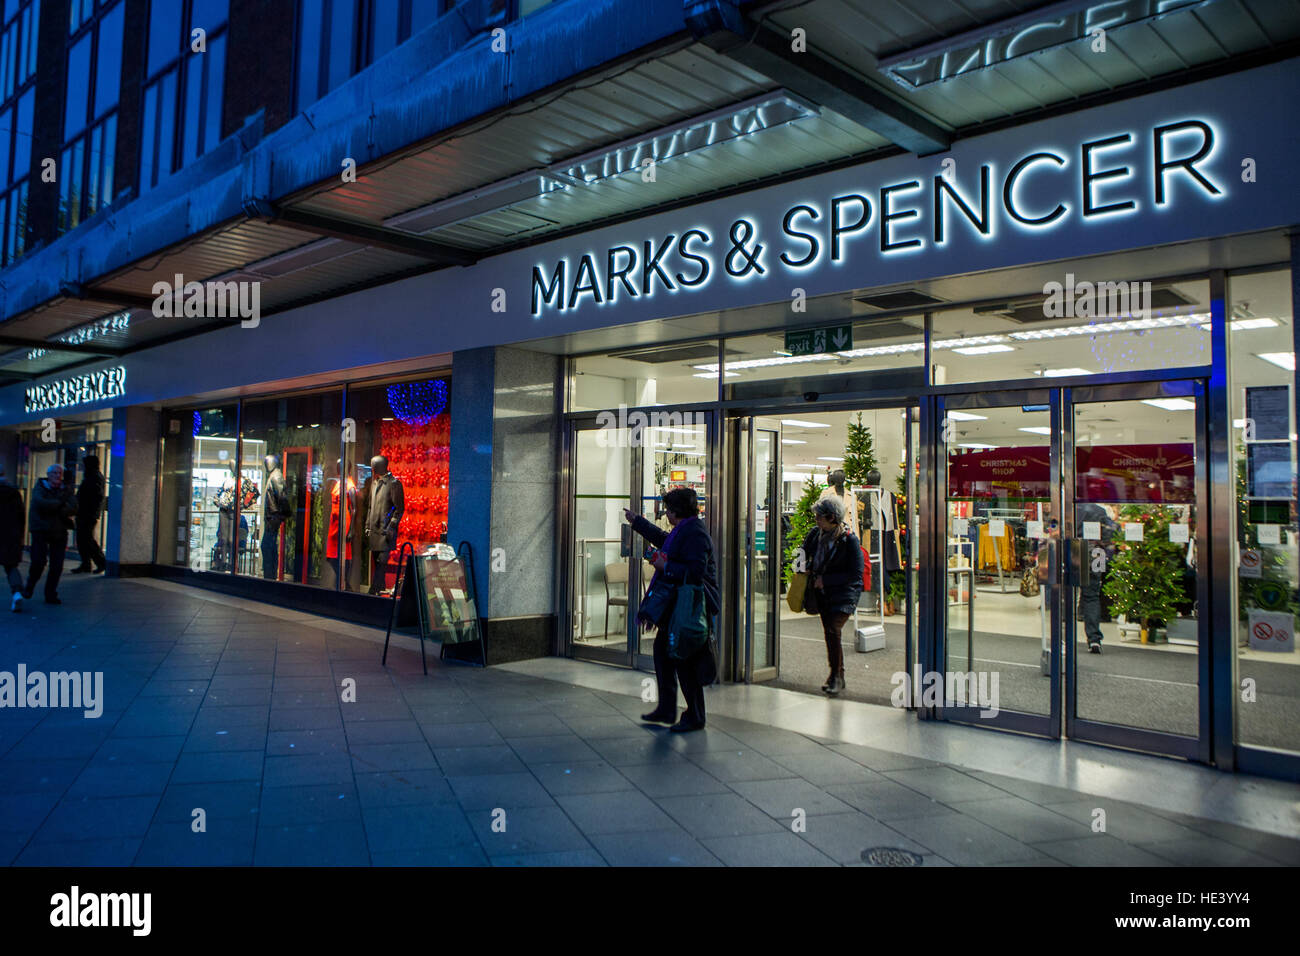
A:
842,412,877,485
783,476,824,587
1102,504,1185,631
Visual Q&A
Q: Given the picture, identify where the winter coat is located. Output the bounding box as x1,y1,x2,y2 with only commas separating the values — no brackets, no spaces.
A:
0,480,24,566
631,514,720,628
802,526,864,615
28,478,76,538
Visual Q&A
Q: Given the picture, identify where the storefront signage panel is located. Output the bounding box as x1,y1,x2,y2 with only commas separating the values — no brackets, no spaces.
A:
529,60,1300,328
948,446,1050,498
1077,443,1195,503
24,366,126,414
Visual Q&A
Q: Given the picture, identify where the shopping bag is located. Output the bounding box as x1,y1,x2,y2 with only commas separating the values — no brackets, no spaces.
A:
667,583,710,661
786,572,807,613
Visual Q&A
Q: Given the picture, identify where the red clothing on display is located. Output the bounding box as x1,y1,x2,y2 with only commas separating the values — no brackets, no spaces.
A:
327,477,356,559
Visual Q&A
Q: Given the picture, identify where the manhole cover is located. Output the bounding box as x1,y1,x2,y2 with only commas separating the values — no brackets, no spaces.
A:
861,847,923,866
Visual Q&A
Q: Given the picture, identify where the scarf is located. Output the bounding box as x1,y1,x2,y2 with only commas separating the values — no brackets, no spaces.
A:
811,527,844,575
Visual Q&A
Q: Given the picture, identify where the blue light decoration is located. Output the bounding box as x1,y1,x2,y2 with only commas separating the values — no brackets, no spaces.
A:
387,379,448,426
193,410,202,437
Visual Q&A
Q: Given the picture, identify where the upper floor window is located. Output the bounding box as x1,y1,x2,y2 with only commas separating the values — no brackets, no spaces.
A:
58,0,121,233
295,0,442,112
0,0,38,264
139,0,228,194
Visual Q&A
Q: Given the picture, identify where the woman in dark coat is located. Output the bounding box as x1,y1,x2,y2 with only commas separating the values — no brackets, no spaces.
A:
802,494,864,696
623,486,719,733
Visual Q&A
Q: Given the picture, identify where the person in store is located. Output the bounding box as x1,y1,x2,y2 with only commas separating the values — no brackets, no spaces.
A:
1077,502,1117,653
363,455,404,595
623,486,719,733
802,494,864,697
24,464,77,605
0,462,25,612
70,455,107,575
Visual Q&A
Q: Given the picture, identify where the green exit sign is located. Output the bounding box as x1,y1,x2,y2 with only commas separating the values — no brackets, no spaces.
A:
785,324,852,356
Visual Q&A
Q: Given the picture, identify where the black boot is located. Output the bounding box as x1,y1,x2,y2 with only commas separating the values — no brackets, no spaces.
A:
821,669,836,692
641,708,676,724
826,671,846,696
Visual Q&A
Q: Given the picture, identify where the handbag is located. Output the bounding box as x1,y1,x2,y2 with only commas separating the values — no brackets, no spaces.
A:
639,577,676,626
786,572,807,613
666,583,711,661
1019,565,1040,597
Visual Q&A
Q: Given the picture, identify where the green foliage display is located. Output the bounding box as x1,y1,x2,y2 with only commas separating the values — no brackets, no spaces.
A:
842,412,877,486
1102,504,1185,630
1235,441,1299,622
887,468,908,606
783,477,824,587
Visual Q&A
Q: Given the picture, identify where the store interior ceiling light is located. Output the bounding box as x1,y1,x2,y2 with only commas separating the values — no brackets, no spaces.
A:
1019,426,1053,435
781,419,832,428
952,343,1015,355
958,443,996,449
1036,368,1092,377
1010,313,1209,340
1142,398,1197,411
782,439,807,444
931,335,1010,349
817,456,845,462
835,342,925,358
694,354,833,372
694,371,740,378
1200,317,1279,331
1258,352,1296,371
944,411,987,421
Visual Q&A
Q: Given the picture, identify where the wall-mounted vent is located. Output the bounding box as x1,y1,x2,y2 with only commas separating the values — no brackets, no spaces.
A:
607,343,728,364
855,290,946,311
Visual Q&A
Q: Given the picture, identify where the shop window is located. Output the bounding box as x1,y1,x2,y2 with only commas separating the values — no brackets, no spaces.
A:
1227,268,1298,754
294,0,442,113
930,278,1211,384
569,341,719,413
157,405,240,572
237,389,344,588
58,0,121,232
139,0,228,194
343,377,452,595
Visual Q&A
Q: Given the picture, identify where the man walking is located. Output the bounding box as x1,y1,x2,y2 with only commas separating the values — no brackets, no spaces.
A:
0,462,25,611
70,455,108,574
25,464,77,605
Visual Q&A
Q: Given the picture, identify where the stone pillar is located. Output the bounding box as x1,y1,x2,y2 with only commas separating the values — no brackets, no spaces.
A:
107,406,160,570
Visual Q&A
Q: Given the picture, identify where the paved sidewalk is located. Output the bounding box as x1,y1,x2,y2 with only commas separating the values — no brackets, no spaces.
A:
1,575,1297,866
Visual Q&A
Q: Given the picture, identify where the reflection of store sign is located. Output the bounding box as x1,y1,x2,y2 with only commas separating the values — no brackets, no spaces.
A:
24,366,126,413
532,118,1223,317
1076,443,1194,502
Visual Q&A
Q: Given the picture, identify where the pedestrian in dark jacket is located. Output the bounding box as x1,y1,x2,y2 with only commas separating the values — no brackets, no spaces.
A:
71,455,107,574
25,464,77,605
0,464,25,612
623,486,718,733
802,494,864,697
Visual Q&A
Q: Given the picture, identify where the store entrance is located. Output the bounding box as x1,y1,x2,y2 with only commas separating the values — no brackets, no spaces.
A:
938,381,1209,760
730,404,920,703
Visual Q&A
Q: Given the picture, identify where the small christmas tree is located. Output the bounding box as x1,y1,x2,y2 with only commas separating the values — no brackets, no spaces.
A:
783,476,824,586
1102,504,1185,632
842,412,877,485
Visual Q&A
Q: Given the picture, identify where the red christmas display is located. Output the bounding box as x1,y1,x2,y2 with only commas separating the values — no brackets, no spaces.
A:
379,414,451,555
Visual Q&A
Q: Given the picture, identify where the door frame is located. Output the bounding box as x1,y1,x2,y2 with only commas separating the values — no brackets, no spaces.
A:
934,388,1062,738
733,415,782,683
1062,379,1210,762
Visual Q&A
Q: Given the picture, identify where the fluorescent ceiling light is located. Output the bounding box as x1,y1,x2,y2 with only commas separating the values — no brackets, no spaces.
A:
782,439,806,445
671,444,697,450
1200,317,1279,331
1142,398,1196,411
817,456,845,462
958,443,996,449
944,411,987,421
952,344,1015,355
694,354,834,372
1035,368,1092,378
694,371,739,378
1258,352,1296,371
835,342,925,358
781,419,831,428
1019,426,1052,435
1010,313,1208,341
932,335,1010,349
645,426,702,435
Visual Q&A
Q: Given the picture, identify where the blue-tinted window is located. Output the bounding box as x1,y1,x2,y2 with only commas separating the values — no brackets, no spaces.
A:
69,0,93,33
410,0,438,33
94,1,122,117
371,0,399,62
64,31,90,138
12,84,30,178
192,0,227,30
297,0,322,108
0,105,9,182
147,0,182,75
326,0,356,92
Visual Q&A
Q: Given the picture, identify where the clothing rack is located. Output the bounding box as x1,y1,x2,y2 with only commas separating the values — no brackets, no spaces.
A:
853,486,887,652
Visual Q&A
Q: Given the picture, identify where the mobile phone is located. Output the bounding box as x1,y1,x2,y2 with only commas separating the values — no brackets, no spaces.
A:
644,547,659,562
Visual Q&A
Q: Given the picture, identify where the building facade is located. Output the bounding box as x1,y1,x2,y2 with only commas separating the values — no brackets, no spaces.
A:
0,0,1297,778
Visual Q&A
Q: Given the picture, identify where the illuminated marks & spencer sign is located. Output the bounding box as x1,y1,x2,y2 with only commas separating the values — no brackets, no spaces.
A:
25,367,126,413
531,118,1222,318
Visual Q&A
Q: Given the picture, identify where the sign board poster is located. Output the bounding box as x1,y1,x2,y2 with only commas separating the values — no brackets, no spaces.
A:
1247,609,1295,652
1245,385,1290,442
1248,443,1292,499
414,548,482,645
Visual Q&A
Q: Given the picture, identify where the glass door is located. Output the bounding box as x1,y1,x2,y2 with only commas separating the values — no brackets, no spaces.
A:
736,417,781,682
569,420,642,666
1064,382,1207,760
938,390,1061,736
